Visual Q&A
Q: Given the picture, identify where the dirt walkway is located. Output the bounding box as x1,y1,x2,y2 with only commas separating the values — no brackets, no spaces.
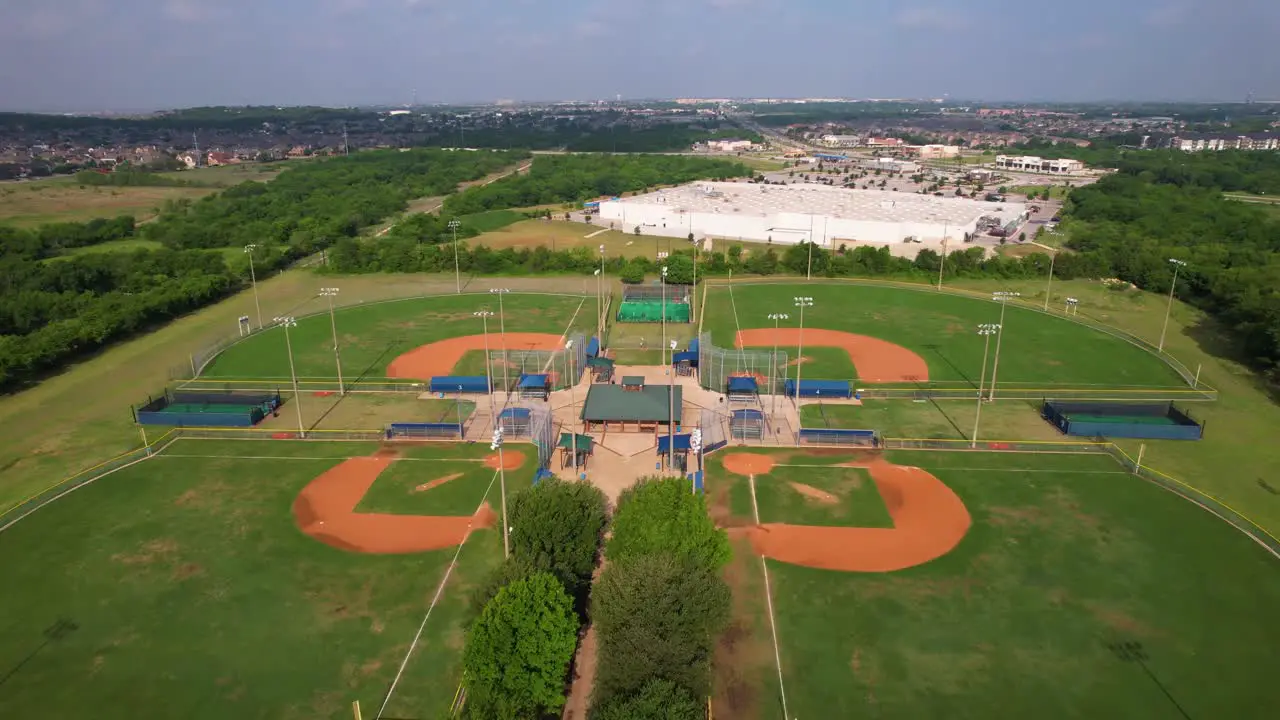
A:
386,332,564,379
291,449,524,553
722,452,970,572
560,623,598,720
735,328,930,383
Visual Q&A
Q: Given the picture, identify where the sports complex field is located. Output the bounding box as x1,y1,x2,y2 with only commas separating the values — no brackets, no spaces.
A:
2,277,1277,719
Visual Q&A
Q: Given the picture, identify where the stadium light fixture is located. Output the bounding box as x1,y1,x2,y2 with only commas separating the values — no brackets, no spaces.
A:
319,288,345,394
272,316,306,438
792,298,814,428
987,292,1019,401
244,244,263,329
448,219,462,294
1158,259,1188,352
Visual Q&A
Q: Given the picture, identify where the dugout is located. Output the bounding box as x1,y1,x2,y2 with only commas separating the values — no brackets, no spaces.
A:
673,350,698,376
1042,401,1204,440
386,422,464,439
588,356,615,382
784,379,853,399
797,428,879,447
134,389,281,427
581,382,682,434
517,374,551,400
499,407,533,436
429,376,492,394
585,337,601,358
726,376,759,403
657,433,693,472
557,432,594,469
730,409,765,440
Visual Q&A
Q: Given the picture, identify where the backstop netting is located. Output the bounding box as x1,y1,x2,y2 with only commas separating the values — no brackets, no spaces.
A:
488,333,587,392
699,407,729,455
528,404,555,470
617,283,692,324
697,332,789,396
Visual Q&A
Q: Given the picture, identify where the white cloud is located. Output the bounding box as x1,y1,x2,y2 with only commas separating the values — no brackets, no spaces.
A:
895,6,967,30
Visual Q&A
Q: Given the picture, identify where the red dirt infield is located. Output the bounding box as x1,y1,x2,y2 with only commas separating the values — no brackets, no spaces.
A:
292,452,523,554
386,332,564,379
724,453,970,572
735,328,929,383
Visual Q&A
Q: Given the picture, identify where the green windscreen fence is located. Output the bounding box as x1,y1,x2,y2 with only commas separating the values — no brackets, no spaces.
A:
616,300,690,323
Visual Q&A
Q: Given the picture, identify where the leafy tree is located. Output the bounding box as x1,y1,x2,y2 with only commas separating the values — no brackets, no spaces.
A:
619,260,645,284
467,555,539,623
1018,231,1027,242
663,253,695,285
507,479,608,615
605,477,730,571
591,554,731,703
634,225,641,236
589,679,703,720
463,573,579,720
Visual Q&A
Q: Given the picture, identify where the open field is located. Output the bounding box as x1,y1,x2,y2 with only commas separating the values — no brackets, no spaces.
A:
201,292,588,381
0,182,216,227
0,437,527,720
470,219,678,260
1009,184,1071,199
702,282,1188,389
706,447,1280,720
799,398,1072,442
156,161,297,187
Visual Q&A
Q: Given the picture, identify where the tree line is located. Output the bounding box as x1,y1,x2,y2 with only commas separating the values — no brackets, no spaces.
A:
459,476,730,719
441,154,751,216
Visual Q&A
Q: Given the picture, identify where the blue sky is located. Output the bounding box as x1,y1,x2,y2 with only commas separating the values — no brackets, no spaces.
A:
0,0,1277,111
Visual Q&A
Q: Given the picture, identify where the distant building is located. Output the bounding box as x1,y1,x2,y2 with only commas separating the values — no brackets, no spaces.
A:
861,156,918,173
706,138,755,152
820,134,863,148
866,137,905,148
913,144,961,159
1171,134,1279,152
994,155,1084,174
207,151,237,166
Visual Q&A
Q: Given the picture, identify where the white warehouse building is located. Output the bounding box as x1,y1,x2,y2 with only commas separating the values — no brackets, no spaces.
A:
597,182,1026,249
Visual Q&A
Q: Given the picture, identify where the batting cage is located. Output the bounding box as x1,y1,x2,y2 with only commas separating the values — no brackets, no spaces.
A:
730,409,766,440
134,388,282,427
616,283,692,323
488,333,587,392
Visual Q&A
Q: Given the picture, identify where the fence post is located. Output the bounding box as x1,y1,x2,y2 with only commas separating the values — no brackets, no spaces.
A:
1135,443,1145,474
189,354,196,377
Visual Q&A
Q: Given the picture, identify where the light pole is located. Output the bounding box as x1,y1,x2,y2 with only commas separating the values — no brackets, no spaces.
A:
1066,297,1079,316
490,288,511,399
565,339,579,475
598,244,606,343
244,244,263,330
937,225,949,290
1043,249,1058,312
273,317,306,438
319,287,345,395
988,291,1019,401
1158,258,1187,353
971,324,999,448
767,313,789,415
793,297,813,415
448,218,462,294
490,425,510,559
594,268,603,343
668,338,677,470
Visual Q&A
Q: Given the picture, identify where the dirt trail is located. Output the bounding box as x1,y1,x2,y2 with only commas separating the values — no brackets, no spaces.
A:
560,624,598,720
735,328,929,383
292,454,513,553
386,332,564,379
724,453,970,572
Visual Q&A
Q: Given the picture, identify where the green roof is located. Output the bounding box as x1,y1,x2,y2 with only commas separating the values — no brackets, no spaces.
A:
582,384,682,423
621,376,645,386
557,433,594,453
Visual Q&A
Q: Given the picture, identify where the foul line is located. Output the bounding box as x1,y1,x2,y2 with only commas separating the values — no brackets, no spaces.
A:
154,453,488,463
749,474,790,720
770,462,1127,475
376,466,501,719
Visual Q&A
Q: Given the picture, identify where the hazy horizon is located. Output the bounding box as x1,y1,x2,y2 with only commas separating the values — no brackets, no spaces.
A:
1,0,1277,113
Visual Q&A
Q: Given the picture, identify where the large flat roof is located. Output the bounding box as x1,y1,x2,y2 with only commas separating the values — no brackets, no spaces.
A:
582,383,681,423
607,181,1024,226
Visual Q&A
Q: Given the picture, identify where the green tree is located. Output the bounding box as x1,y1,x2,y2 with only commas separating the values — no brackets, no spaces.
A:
463,573,579,720
634,225,642,236
605,477,730,571
1018,231,1027,242
619,260,645,284
664,253,695,285
591,554,731,703
507,479,608,614
589,679,703,720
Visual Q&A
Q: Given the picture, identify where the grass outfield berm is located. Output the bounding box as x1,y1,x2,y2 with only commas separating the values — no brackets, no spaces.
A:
705,447,1280,719
0,438,527,720
702,282,1188,389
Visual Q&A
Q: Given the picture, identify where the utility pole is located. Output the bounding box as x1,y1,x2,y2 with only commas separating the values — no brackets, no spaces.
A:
937,223,949,290
342,122,350,158
448,219,462,294
490,288,511,400
971,324,999,448
274,317,306,438
1158,259,1187,352
320,288,345,394
767,313,789,415
793,297,814,422
477,310,508,558
565,339,579,475
243,244,263,330
1043,250,1058,312
988,291,1019,401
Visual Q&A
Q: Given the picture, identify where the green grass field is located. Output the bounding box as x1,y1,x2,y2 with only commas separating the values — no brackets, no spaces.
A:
471,219,679,260
201,292,588,381
702,282,1186,388
706,448,1280,719
753,464,893,528
0,437,526,719
799,399,1069,442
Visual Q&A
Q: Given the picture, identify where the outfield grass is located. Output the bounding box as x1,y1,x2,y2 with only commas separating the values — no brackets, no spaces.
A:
702,282,1186,388
356,452,512,517
753,464,892,528
471,219,676,260
1010,184,1070,199
799,399,1068,442
202,292,588,381
459,209,526,233
0,438,522,720
709,448,1280,719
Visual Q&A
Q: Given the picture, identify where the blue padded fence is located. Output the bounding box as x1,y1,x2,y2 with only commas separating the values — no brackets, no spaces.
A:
784,379,852,398
428,376,491,394
797,427,879,446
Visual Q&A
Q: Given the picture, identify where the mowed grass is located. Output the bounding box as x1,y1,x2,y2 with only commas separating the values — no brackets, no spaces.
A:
712,449,1280,720
753,464,893,528
0,437,519,720
799,398,1068,442
471,219,677,260
202,292,588,381
703,282,1185,387
356,459,499,516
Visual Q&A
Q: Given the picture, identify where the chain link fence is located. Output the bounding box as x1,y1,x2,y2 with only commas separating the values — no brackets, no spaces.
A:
697,332,788,395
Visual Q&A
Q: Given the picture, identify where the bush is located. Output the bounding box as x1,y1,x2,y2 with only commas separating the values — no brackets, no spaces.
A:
606,477,730,571
589,679,703,720
619,261,645,284
507,479,608,615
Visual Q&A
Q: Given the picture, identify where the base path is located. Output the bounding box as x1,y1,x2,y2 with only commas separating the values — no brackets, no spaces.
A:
735,328,929,383
725,453,970,572
292,453,513,553
387,332,565,379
